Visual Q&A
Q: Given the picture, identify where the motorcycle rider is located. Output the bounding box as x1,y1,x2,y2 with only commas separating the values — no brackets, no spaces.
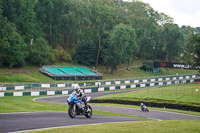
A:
72,85,84,98
71,85,87,109
140,103,148,111
140,103,144,110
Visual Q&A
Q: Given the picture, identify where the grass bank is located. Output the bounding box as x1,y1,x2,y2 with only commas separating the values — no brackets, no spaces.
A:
25,120,200,133
0,64,198,83
95,84,200,107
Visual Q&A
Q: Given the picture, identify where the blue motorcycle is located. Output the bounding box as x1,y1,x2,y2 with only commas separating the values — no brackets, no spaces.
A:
67,94,92,118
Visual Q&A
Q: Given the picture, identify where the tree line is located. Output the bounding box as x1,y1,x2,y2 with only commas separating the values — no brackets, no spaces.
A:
0,0,199,72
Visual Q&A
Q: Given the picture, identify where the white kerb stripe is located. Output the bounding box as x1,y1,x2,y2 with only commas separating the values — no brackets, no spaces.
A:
142,79,147,82
95,82,101,86
31,92,39,96
72,83,78,87
84,89,91,93
0,87,6,91
190,79,194,82
182,80,187,83
140,84,145,87
159,82,163,86
179,77,183,79
166,78,170,81
115,81,121,84
14,92,23,96
120,85,126,89
41,84,50,88
131,84,136,88
0,92,4,97
151,79,155,82
158,78,162,81
98,87,104,92
105,82,111,85
110,86,115,90
175,81,179,84
167,81,171,85
150,83,155,87
15,86,24,90
57,84,65,87
47,91,55,95
62,91,68,95
134,80,139,83
125,81,130,84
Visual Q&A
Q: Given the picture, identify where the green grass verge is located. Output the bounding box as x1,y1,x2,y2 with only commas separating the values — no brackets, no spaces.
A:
95,84,200,107
101,67,198,79
0,96,67,113
0,96,145,119
24,120,200,133
0,72,98,83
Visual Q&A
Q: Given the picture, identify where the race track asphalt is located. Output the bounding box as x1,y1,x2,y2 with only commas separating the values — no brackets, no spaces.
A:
35,92,200,121
0,112,147,133
1,90,200,133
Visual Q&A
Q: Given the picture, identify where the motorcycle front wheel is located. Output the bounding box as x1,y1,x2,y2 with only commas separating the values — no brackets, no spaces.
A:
68,104,77,118
85,105,92,118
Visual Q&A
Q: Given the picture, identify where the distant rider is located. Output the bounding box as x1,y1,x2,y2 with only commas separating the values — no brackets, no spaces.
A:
140,103,147,111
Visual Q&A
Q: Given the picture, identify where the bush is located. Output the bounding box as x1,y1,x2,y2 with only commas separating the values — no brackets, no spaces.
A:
29,37,55,66
55,46,72,62
140,64,153,72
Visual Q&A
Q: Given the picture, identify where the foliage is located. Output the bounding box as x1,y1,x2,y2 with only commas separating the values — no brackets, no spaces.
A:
0,0,199,69
140,64,153,72
29,37,55,66
75,38,96,66
162,24,184,62
103,23,138,73
0,17,28,67
55,46,72,63
186,34,200,68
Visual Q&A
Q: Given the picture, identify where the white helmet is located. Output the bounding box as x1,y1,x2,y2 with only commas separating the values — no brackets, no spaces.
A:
141,103,144,105
74,85,80,93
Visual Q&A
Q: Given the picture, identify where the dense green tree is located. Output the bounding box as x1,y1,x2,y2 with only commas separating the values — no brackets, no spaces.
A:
193,34,200,67
0,0,197,68
103,23,138,73
2,0,39,43
127,1,160,59
163,24,184,62
186,34,200,67
29,38,55,66
0,17,28,67
75,38,96,66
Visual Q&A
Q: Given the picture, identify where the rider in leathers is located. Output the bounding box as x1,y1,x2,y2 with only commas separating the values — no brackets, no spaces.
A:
71,85,87,109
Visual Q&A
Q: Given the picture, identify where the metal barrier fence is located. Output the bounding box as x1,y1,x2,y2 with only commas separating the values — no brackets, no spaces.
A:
0,74,199,97
0,74,199,91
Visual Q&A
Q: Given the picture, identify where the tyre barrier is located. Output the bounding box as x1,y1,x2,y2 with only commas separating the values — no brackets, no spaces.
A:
90,99,200,112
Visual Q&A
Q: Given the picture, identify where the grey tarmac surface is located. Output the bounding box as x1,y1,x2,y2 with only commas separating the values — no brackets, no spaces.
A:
0,112,146,133
35,92,200,121
0,90,147,133
1,90,200,133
